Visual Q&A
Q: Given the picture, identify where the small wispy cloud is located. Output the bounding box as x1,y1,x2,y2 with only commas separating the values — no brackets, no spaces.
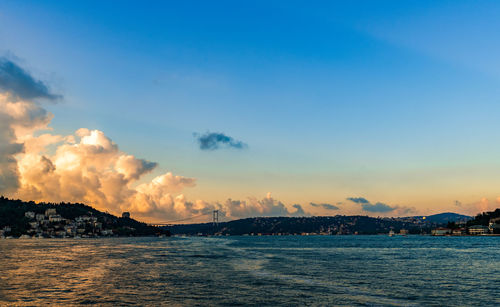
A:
0,57,61,101
310,202,339,210
194,132,247,151
292,204,309,216
346,197,399,213
361,202,395,213
346,197,370,204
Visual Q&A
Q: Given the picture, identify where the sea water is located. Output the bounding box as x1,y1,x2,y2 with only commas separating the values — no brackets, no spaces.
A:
1,235,499,306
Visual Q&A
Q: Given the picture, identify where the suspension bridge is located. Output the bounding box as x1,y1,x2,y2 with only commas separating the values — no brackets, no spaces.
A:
148,210,219,227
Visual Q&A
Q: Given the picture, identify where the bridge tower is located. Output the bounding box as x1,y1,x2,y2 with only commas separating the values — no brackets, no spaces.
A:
212,210,219,227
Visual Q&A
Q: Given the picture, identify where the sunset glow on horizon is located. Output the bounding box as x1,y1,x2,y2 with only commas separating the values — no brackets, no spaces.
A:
2,1,500,222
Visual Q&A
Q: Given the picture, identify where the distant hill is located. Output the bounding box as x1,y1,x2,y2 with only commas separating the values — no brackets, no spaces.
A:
168,215,440,236
414,213,472,224
0,195,478,238
0,196,168,237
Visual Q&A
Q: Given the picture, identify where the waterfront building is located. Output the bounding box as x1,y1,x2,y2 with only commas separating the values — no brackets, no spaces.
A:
431,228,450,236
101,229,113,236
452,228,466,235
469,225,489,235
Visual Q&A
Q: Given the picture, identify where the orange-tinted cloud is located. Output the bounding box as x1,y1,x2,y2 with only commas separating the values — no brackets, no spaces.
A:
0,62,306,222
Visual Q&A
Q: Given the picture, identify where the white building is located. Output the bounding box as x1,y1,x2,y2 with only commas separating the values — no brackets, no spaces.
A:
432,228,450,236
77,216,91,222
25,211,35,219
49,214,63,223
469,225,489,235
101,229,113,236
45,208,57,217
64,225,74,234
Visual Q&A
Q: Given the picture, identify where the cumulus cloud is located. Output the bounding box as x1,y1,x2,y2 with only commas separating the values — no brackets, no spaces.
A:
0,57,61,101
448,198,499,216
0,60,200,221
0,93,54,193
15,126,177,213
5,58,429,222
476,197,490,213
222,193,308,218
0,58,311,222
310,202,339,210
115,155,157,181
0,58,57,192
195,132,247,150
13,125,210,222
453,198,498,215
2,102,307,222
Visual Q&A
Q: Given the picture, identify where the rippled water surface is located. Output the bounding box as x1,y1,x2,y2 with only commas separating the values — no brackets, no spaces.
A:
1,236,499,306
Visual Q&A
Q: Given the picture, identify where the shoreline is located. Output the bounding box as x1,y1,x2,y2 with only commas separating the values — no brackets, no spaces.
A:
3,233,500,239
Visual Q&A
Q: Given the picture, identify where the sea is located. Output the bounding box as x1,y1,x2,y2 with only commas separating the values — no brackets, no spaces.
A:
1,235,499,306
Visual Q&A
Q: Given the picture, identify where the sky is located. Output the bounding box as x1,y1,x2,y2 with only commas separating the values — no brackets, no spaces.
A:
1,1,500,222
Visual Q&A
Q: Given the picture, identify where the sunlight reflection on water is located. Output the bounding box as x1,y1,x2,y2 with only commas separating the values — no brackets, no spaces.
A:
1,236,500,306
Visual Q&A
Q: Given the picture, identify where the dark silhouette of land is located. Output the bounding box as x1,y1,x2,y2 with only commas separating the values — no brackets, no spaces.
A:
6,195,499,237
0,196,168,237
168,213,471,236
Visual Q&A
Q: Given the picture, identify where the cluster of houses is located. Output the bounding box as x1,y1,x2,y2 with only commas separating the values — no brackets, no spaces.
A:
0,208,114,239
0,226,11,238
432,218,500,236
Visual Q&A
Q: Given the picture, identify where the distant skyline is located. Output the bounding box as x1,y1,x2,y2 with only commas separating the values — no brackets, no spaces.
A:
1,1,500,222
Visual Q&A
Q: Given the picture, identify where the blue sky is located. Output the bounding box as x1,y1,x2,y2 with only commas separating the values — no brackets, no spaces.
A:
2,0,500,216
